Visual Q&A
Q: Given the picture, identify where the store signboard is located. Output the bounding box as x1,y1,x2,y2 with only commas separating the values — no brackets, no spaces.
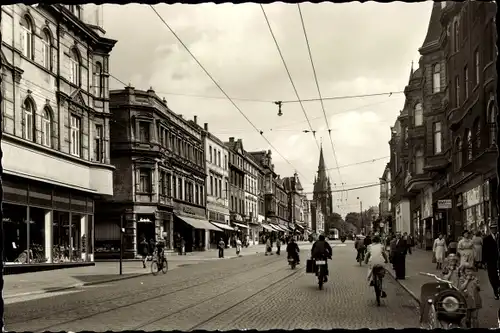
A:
422,187,433,219
437,199,452,209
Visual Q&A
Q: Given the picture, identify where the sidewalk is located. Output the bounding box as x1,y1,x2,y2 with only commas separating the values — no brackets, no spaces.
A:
4,243,269,300
386,248,498,328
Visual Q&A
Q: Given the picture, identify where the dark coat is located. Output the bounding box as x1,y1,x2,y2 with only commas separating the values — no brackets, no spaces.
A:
483,234,499,265
311,240,332,259
394,238,408,255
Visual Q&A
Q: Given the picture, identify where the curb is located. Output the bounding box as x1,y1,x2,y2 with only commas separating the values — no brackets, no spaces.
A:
5,249,267,300
385,268,421,306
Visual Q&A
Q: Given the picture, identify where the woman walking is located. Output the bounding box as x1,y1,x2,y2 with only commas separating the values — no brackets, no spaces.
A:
139,235,149,269
433,233,447,270
472,231,483,269
458,230,474,267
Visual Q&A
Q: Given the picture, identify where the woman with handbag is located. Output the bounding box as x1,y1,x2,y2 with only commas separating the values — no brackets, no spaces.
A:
433,233,447,270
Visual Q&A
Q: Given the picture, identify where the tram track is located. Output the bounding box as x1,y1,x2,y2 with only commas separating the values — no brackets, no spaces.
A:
133,264,305,331
7,255,282,330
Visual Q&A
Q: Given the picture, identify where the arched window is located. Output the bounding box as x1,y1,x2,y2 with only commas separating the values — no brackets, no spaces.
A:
41,29,52,70
69,48,81,86
20,15,34,59
41,108,52,147
415,148,425,175
94,62,103,97
473,118,481,152
414,103,423,126
453,20,460,52
455,137,462,171
465,129,473,161
22,98,35,141
432,63,441,93
488,101,497,146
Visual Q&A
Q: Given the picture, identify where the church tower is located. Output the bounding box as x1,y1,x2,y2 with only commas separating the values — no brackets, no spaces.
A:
313,144,333,219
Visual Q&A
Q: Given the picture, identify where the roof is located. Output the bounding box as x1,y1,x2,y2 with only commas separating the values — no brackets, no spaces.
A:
420,2,443,52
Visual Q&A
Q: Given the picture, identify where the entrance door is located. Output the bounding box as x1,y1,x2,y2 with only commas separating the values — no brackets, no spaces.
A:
137,223,155,250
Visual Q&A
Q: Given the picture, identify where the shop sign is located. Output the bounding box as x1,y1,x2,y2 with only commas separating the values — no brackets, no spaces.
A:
173,202,204,217
463,185,481,209
437,199,452,209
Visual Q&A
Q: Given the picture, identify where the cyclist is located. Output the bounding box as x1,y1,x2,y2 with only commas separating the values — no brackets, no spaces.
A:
365,235,388,297
156,236,167,263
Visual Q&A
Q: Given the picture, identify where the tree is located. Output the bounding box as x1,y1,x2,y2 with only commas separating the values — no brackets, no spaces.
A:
326,212,344,232
345,212,361,229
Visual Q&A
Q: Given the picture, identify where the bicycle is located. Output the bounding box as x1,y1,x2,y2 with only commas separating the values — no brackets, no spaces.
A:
151,250,168,276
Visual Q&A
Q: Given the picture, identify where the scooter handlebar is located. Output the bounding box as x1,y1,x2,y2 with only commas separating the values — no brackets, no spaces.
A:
419,272,453,285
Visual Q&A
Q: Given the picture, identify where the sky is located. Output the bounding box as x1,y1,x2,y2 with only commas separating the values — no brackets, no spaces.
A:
98,1,434,218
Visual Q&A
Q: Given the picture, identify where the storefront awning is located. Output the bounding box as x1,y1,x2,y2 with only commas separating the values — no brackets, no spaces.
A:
269,224,283,232
262,224,275,231
295,223,305,230
232,222,249,229
211,221,236,231
275,225,289,232
176,215,222,232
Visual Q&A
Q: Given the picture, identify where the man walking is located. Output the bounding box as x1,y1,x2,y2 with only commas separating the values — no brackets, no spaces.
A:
276,238,281,255
393,232,408,280
218,238,225,258
483,222,500,299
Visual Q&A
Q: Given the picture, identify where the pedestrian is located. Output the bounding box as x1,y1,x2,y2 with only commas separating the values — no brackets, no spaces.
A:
482,222,500,299
458,230,474,267
472,231,483,269
236,237,242,256
139,235,149,269
218,238,225,258
180,237,186,255
265,237,272,256
276,238,281,255
393,232,407,280
389,236,397,268
433,233,447,270
459,262,482,328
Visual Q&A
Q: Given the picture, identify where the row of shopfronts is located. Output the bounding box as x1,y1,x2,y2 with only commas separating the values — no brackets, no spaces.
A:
395,174,496,251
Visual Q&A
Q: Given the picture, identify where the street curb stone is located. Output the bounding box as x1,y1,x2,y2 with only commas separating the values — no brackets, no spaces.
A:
386,268,421,307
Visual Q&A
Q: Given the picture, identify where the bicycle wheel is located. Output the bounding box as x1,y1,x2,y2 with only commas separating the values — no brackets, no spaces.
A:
161,259,168,274
151,260,160,276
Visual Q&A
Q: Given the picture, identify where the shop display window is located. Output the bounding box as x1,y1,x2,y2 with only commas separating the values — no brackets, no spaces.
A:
3,203,28,263
29,207,47,263
53,211,71,262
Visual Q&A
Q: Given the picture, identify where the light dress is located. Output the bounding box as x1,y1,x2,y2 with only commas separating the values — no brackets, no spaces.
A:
433,238,447,264
471,236,483,263
366,243,386,281
458,238,474,267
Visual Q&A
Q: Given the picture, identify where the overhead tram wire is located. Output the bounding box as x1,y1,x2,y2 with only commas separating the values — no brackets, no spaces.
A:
259,4,320,152
149,5,310,184
297,4,344,200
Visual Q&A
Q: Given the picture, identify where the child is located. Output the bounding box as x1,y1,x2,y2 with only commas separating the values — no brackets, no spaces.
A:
459,262,482,328
442,253,460,287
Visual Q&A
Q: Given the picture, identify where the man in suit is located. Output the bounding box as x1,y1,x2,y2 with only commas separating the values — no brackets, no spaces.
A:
483,222,500,299
393,232,408,279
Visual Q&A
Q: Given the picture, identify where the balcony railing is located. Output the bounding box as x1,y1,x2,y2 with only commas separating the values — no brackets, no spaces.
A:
459,124,497,173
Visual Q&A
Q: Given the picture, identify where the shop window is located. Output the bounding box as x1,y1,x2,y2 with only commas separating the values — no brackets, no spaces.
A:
3,203,28,263
53,211,71,263
432,64,441,93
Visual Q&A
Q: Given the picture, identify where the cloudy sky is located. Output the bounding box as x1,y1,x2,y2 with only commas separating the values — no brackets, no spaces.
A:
98,1,433,217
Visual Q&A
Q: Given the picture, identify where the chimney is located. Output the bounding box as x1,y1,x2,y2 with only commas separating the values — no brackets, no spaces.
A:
229,137,235,142
193,115,198,124
204,123,208,131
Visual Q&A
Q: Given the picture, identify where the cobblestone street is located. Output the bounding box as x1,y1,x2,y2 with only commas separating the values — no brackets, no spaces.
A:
5,242,419,331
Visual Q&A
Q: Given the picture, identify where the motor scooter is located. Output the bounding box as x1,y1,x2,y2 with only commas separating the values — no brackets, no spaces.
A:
288,253,298,269
314,255,330,290
418,272,470,329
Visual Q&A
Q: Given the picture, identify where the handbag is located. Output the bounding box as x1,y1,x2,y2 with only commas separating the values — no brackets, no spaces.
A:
432,252,437,264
